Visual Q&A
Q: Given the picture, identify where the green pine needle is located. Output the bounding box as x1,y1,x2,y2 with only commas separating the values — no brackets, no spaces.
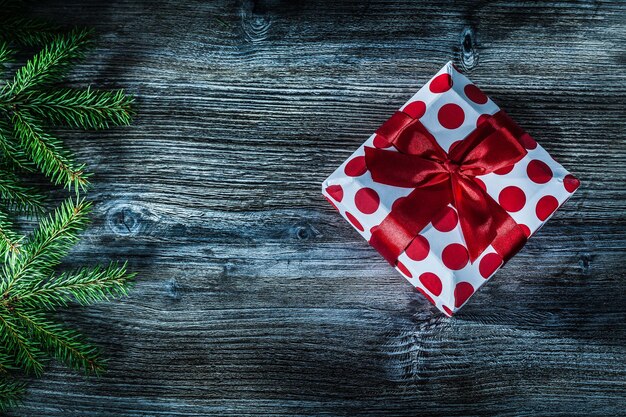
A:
0,120,33,171
0,209,22,258
6,198,91,287
13,262,135,310
0,41,13,68
0,169,45,214
0,17,63,47
0,341,17,372
12,111,90,189
0,375,26,412
21,87,134,130
0,308,45,376
5,28,93,97
12,308,104,374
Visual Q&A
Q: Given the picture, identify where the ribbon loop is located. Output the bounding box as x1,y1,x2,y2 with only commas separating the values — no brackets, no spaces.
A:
366,110,528,266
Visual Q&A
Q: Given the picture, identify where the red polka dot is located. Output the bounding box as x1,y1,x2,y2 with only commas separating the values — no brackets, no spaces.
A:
326,185,344,202
441,243,469,270
419,272,442,296
526,160,553,184
391,196,408,212
494,164,514,175
438,103,465,130
416,286,435,305
429,73,453,93
324,196,338,211
473,177,487,192
454,282,474,308
536,195,558,221
442,305,454,317
369,225,379,235
403,100,426,119
405,234,430,261
498,186,526,213
518,224,531,238
563,174,580,193
519,133,537,150
345,212,364,231
344,156,367,177
373,134,391,149
449,140,462,152
354,188,380,214
432,206,458,232
479,253,502,279
397,261,412,278
476,114,490,127
464,84,488,104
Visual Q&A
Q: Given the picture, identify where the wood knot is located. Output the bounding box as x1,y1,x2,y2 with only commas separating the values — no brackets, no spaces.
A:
106,203,155,236
457,27,478,71
165,278,181,301
240,0,272,43
579,253,592,275
291,224,320,240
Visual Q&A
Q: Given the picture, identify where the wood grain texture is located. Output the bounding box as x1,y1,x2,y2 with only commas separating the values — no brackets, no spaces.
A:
9,0,626,415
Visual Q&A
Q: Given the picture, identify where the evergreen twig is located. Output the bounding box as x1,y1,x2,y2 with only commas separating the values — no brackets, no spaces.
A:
12,111,89,189
13,262,134,310
0,41,13,69
0,210,21,258
5,199,91,288
0,308,45,376
0,17,62,47
21,87,134,130
0,169,45,214
0,2,135,411
0,375,26,410
11,308,103,374
5,28,93,97
0,120,33,171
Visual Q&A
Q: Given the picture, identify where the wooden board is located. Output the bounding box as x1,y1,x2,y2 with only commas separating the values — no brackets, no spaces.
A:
10,0,626,415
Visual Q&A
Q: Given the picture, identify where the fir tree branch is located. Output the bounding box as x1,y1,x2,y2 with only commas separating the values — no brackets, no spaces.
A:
12,308,104,374
21,87,134,130
0,41,12,68
0,169,45,214
0,1,63,48
0,348,16,373
0,209,21,258
5,28,93,97
0,9,136,410
0,375,26,412
12,111,89,189
0,307,45,375
6,198,91,287
12,262,134,310
0,16,63,47
0,120,33,172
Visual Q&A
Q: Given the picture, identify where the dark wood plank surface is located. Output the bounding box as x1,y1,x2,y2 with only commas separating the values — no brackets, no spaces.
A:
10,0,626,415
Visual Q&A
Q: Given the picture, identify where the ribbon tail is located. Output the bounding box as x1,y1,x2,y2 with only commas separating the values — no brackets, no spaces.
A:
370,180,452,265
455,176,527,262
454,177,499,262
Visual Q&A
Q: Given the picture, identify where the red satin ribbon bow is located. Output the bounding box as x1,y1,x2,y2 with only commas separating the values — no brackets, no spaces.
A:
365,110,529,266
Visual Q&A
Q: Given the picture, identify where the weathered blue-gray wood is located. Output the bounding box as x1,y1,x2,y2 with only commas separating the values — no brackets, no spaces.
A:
11,0,626,415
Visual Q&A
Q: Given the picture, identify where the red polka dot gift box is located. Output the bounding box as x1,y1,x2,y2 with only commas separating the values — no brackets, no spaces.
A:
322,61,580,316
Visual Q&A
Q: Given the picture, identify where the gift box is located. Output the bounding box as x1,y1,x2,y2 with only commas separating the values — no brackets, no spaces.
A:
322,61,580,316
